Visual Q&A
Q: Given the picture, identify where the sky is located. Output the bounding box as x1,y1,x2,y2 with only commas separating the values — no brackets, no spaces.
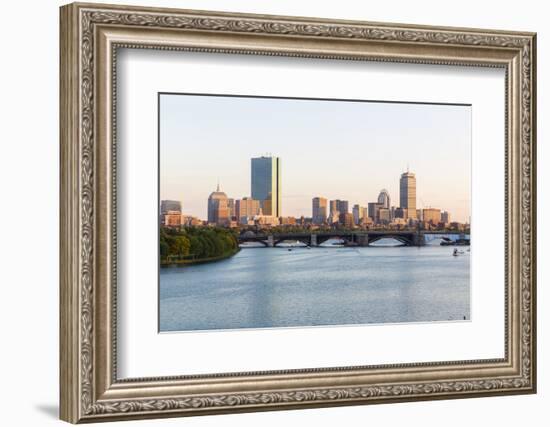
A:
160,93,471,223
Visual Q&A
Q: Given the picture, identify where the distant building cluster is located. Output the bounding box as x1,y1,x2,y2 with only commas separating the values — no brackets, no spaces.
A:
310,170,458,230
160,158,467,232
161,156,283,228
205,156,282,227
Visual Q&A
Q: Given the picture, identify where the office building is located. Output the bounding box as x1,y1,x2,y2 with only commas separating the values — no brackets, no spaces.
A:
353,205,368,225
423,208,442,225
254,215,279,227
207,184,230,225
280,216,297,225
329,200,339,217
378,208,390,224
160,200,181,215
329,199,349,217
399,170,417,219
251,156,281,217
368,202,384,223
328,211,340,224
163,211,182,227
337,200,349,214
182,215,202,227
312,197,328,224
441,211,451,224
339,212,354,228
394,207,407,219
377,189,391,209
227,198,235,220
359,214,373,227
235,197,261,223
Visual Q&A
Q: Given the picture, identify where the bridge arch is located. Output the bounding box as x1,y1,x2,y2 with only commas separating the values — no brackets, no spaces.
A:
368,234,413,246
316,235,353,246
238,237,269,247
273,236,311,247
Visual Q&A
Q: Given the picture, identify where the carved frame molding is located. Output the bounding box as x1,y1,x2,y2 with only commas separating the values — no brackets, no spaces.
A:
60,2,536,423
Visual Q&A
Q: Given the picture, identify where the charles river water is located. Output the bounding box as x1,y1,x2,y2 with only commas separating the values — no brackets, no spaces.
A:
160,236,470,332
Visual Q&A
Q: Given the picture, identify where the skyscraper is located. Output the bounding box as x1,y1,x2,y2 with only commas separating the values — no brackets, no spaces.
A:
227,198,235,220
207,183,229,225
329,200,338,216
377,189,391,209
336,200,349,214
352,204,361,225
329,200,339,223
251,156,281,217
399,170,417,219
312,197,327,224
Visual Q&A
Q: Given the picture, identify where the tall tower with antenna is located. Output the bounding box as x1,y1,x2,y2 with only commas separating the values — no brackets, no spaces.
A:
399,169,417,219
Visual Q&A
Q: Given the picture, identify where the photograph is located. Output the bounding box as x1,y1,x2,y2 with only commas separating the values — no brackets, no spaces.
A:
158,93,472,332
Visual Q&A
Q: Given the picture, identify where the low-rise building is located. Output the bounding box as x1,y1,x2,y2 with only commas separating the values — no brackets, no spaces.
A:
378,208,390,224
181,215,202,227
163,210,182,227
339,212,355,228
368,202,383,223
280,216,297,225
422,208,442,225
254,215,280,227
235,197,262,224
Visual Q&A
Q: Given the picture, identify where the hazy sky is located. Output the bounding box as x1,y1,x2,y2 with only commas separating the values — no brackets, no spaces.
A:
160,94,471,223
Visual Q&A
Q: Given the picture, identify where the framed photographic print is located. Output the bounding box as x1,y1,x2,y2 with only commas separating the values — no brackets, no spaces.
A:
60,2,537,423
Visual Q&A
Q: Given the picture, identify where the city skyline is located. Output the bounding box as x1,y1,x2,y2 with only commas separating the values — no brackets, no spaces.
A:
160,94,471,222
163,164,458,228
162,166,463,225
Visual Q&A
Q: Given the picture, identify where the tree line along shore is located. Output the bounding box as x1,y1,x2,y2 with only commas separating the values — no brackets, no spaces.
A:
160,226,240,266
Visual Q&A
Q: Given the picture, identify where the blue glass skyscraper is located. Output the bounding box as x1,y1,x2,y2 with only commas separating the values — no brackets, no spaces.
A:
251,156,281,217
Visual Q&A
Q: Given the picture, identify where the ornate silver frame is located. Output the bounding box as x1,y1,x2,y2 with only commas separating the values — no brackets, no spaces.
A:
60,2,537,423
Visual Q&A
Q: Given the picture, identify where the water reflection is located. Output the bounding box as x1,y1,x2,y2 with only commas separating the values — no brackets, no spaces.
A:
160,245,470,332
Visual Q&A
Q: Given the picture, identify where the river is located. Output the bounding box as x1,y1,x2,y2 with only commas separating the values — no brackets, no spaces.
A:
159,240,470,332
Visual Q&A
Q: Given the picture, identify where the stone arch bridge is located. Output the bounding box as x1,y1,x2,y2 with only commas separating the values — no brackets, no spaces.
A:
238,231,429,247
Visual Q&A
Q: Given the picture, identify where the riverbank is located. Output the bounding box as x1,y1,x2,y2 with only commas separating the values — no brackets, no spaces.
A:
161,247,240,267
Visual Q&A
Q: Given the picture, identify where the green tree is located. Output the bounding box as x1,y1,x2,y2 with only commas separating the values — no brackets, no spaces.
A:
159,240,169,259
171,235,190,257
161,225,239,263
189,236,205,258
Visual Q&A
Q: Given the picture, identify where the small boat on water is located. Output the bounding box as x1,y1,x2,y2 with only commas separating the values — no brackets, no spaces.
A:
441,238,470,246
453,249,465,256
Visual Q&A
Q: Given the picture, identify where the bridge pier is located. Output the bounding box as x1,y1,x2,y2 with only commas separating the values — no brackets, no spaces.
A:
356,234,369,247
310,234,318,247
267,235,274,247
413,233,426,246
